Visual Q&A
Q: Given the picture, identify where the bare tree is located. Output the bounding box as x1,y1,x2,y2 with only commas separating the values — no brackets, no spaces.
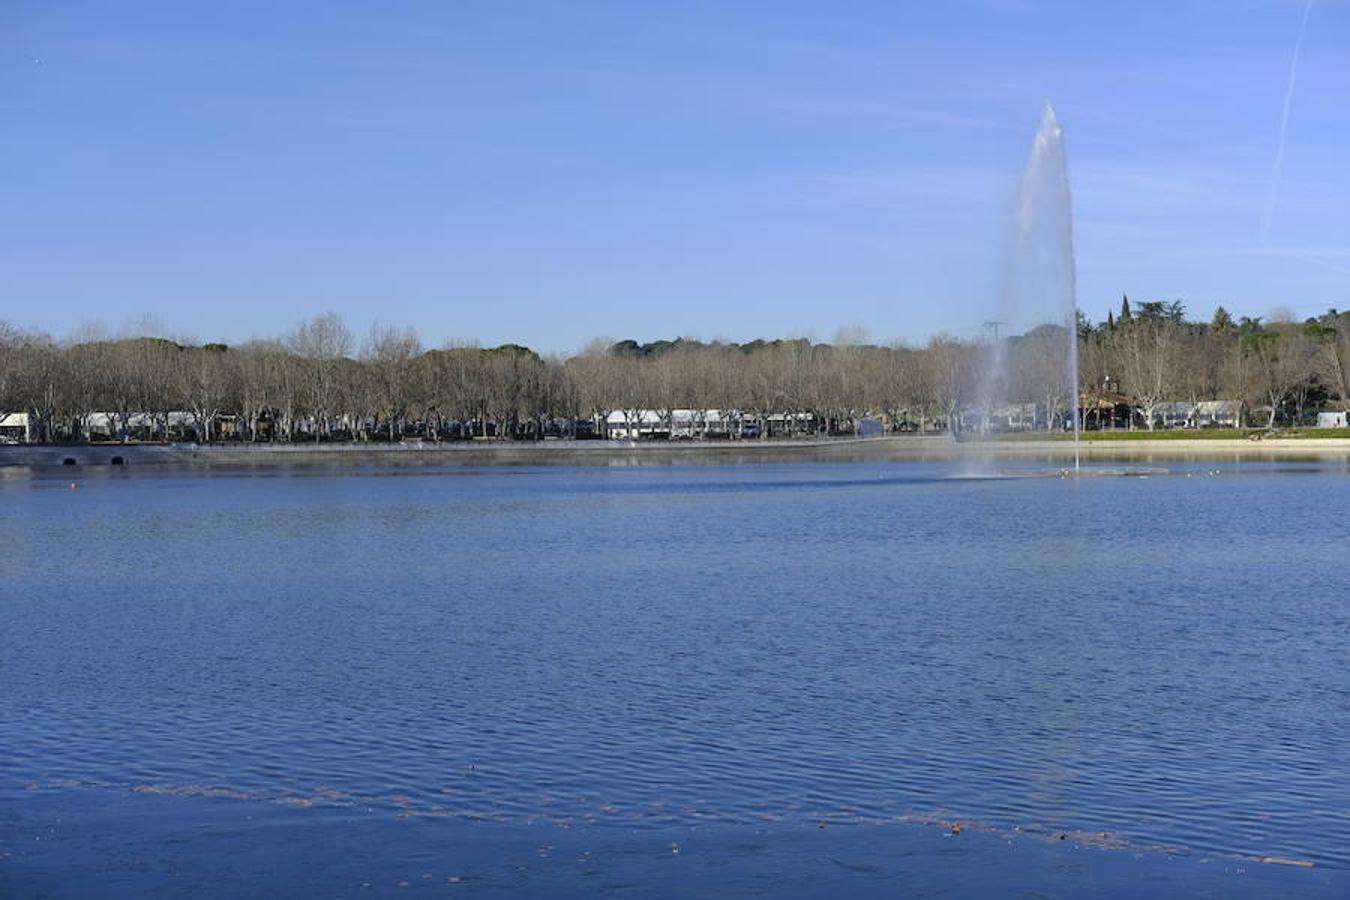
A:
924,335,972,433
0,322,23,416
1109,314,1183,430
176,344,234,442
1314,310,1350,406
1243,321,1324,428
1009,325,1072,431
287,313,353,442
1240,323,1281,428
10,300,1343,448
567,340,621,438
11,333,64,442
363,324,423,441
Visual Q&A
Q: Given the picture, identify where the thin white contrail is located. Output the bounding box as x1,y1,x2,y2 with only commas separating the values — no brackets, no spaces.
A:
1261,0,1314,244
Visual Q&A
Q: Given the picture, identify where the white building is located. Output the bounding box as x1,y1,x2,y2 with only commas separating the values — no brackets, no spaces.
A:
1316,411,1348,428
672,409,734,438
604,410,666,439
87,411,195,438
605,409,738,439
1151,402,1197,429
1195,400,1242,427
0,412,32,443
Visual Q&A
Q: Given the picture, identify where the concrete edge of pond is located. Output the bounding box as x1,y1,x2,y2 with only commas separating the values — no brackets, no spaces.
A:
4,435,1350,470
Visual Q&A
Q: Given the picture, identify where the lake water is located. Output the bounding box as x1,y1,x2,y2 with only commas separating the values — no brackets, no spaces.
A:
2,455,1348,897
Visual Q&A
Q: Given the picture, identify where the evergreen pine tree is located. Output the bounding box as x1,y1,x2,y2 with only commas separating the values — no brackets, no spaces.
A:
1211,305,1234,331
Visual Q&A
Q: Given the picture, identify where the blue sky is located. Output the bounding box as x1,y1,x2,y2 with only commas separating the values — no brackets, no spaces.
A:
2,1,1347,352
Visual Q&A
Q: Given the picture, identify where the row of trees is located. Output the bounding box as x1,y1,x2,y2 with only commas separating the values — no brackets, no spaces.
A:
1081,299,1350,430
2,301,1348,443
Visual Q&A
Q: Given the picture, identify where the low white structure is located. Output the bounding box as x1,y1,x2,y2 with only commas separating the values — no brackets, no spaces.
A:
1195,400,1242,427
1145,400,1243,429
956,403,1042,432
606,409,739,439
671,409,733,439
1316,411,1348,428
604,410,666,439
87,411,195,438
0,412,32,443
1151,402,1197,429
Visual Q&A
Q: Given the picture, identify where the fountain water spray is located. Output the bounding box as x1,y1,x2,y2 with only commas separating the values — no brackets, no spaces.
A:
977,101,1080,470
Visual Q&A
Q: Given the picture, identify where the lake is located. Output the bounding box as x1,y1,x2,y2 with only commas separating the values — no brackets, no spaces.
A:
2,455,1347,897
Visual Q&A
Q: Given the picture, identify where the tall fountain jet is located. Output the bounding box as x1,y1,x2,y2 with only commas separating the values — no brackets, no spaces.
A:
978,101,1080,469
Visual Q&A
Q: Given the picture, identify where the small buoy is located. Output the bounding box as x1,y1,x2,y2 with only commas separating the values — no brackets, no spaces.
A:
69,482,78,490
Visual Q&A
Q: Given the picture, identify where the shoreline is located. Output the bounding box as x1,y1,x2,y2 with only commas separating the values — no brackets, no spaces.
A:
5,434,1350,469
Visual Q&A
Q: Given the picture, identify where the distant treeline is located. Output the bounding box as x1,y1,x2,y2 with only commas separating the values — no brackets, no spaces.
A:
2,298,1349,443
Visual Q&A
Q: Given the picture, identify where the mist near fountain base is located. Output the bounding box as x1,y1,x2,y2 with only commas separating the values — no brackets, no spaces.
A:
970,101,1080,471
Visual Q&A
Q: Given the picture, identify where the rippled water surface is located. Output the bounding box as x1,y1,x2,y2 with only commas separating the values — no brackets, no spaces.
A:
2,457,1349,891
